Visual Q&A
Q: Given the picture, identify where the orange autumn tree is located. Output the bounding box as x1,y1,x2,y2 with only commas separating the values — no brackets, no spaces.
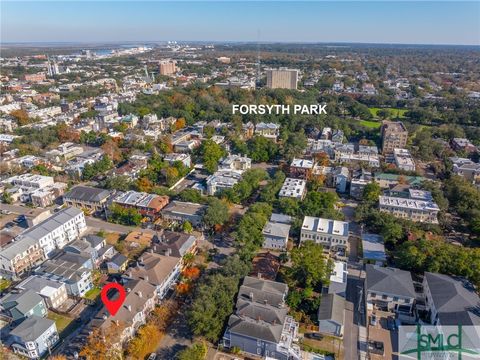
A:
182,266,200,280
80,325,124,360
175,118,186,130
176,282,191,295
126,323,161,359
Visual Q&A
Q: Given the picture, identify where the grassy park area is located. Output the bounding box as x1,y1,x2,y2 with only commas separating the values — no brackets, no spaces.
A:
369,107,408,119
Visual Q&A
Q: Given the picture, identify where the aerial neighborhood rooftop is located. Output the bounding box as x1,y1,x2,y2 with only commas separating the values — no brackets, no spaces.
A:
0,27,479,360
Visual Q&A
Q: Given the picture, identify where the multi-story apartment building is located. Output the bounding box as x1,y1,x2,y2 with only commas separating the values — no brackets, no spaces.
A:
300,217,349,250
289,158,314,180
378,195,439,223
242,122,255,139
223,276,301,360
278,178,307,200
91,279,156,342
393,148,416,171
113,191,169,220
2,174,67,207
163,153,192,168
219,154,252,172
45,142,84,163
422,272,480,326
255,122,281,142
158,60,176,75
381,121,408,154
63,186,111,214
206,170,242,195
365,264,416,315
451,138,477,153
266,68,299,90
262,221,291,250
123,252,182,301
161,201,207,227
0,207,86,278
450,157,480,184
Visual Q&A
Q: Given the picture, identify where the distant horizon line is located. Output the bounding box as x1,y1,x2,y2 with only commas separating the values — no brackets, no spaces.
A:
2,40,480,48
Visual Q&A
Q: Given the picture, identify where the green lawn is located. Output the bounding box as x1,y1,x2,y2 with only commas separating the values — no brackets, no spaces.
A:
0,279,12,292
358,120,382,129
47,311,74,334
369,107,408,119
83,286,101,300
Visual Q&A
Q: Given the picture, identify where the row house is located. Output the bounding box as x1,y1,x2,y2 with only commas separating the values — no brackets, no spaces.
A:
0,207,86,278
300,217,349,250
223,276,301,360
113,191,169,220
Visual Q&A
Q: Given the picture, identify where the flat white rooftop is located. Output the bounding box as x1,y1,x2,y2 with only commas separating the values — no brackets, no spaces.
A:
379,195,439,211
301,216,349,237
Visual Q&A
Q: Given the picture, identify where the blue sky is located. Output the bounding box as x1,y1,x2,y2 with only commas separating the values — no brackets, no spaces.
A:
2,1,479,45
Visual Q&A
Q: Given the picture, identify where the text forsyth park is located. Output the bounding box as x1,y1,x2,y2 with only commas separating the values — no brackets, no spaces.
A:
232,104,328,115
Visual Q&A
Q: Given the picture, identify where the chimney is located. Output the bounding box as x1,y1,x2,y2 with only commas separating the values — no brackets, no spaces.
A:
257,272,262,279
127,305,132,312
102,314,107,320
138,291,142,298
249,292,254,301
264,299,268,305
144,275,149,282
127,288,131,293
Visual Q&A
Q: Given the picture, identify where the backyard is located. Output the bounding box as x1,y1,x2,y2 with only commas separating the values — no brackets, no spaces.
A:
47,311,75,336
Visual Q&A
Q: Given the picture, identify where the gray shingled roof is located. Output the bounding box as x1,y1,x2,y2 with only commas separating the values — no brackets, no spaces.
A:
238,276,287,306
2,289,44,314
93,279,156,329
126,252,180,286
109,253,128,267
235,298,288,325
9,315,55,341
84,235,105,248
64,186,110,203
365,264,416,299
37,258,89,282
424,272,480,326
227,314,284,343
318,293,345,325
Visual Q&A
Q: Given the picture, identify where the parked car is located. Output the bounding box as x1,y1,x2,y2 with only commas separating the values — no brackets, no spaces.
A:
305,333,323,340
368,341,385,355
387,316,397,331
370,313,377,326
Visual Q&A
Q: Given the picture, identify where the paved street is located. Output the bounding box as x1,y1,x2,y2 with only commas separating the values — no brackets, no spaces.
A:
344,261,366,360
0,203,34,215
85,216,143,234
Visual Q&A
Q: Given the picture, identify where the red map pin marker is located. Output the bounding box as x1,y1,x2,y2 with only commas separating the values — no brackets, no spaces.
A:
101,283,126,316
